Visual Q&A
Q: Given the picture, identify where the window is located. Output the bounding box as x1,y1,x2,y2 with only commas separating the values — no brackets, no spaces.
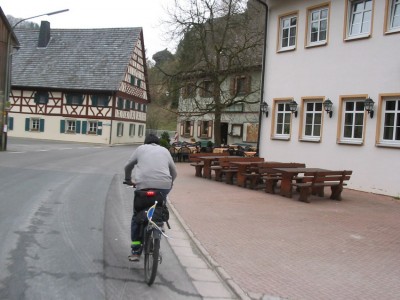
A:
278,13,298,51
378,96,400,146
34,92,49,105
274,102,292,138
182,82,196,99
138,124,144,137
201,80,213,98
198,120,213,138
66,93,84,105
231,75,251,96
124,100,131,110
306,5,329,46
385,0,400,33
91,95,110,107
346,0,373,39
88,121,98,134
67,120,77,133
25,118,45,132
180,120,194,137
129,124,136,137
339,98,365,143
302,101,323,141
117,98,124,110
32,118,40,131
60,120,80,134
117,123,124,137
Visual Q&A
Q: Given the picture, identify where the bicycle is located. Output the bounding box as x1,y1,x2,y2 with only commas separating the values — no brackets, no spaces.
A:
124,183,170,286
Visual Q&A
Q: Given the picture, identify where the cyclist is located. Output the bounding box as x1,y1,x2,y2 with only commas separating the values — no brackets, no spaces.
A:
124,134,177,261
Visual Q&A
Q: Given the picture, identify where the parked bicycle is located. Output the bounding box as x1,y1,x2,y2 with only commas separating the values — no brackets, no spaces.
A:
124,182,170,286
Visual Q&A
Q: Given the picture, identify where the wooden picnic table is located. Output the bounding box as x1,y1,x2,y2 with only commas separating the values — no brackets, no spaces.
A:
271,167,330,198
228,159,264,187
199,156,240,179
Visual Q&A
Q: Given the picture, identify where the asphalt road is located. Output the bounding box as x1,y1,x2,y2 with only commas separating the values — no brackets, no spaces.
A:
0,138,202,300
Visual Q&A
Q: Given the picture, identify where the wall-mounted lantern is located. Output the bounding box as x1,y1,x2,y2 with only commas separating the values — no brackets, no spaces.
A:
260,101,269,117
323,99,333,118
364,97,374,118
289,100,298,118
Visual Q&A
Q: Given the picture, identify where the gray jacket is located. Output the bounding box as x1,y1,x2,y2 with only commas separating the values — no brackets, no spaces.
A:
124,143,177,190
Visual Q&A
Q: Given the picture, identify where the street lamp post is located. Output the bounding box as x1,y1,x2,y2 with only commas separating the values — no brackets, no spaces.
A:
1,9,69,151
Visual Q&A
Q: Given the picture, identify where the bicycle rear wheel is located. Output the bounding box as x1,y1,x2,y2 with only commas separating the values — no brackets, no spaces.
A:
144,229,160,286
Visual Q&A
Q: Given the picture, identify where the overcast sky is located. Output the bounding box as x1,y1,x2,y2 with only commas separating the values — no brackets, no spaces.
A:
1,0,177,60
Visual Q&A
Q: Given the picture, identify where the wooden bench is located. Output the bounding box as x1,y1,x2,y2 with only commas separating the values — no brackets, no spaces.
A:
189,152,229,177
291,170,352,203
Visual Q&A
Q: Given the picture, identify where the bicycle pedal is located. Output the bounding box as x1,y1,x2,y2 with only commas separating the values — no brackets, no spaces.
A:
159,253,163,264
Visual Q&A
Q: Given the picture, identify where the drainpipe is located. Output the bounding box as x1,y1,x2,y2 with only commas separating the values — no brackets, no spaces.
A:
255,0,268,157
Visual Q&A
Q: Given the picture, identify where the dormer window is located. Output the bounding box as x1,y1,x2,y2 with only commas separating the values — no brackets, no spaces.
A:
66,93,84,105
34,92,49,105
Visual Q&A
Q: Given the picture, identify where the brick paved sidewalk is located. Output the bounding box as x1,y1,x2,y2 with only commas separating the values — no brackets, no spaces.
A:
169,163,400,300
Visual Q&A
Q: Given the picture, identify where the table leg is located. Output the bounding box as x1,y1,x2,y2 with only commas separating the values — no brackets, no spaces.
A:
279,173,294,198
236,165,247,187
202,160,212,179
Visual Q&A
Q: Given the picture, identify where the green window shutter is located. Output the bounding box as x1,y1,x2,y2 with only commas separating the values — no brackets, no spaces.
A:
8,117,14,130
60,120,65,133
76,121,81,133
82,121,87,134
97,121,103,135
25,118,30,131
39,119,45,132
91,95,98,106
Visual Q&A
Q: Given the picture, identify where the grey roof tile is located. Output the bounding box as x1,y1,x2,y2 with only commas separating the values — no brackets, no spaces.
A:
12,27,142,92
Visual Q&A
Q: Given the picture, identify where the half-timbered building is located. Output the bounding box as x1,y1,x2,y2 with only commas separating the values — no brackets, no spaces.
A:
8,21,150,145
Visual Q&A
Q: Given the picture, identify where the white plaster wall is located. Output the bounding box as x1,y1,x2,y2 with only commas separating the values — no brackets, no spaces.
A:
260,0,400,197
9,114,111,144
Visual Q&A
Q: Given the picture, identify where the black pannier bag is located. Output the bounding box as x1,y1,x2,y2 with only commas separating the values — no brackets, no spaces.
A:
133,189,166,212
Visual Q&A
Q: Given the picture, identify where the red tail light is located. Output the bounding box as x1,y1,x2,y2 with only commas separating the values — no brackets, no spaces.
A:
146,191,156,197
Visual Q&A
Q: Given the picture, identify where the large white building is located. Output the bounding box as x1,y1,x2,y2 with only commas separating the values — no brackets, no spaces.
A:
8,21,150,145
259,0,400,197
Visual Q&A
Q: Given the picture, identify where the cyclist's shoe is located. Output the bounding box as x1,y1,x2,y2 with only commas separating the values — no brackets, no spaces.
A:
128,250,141,262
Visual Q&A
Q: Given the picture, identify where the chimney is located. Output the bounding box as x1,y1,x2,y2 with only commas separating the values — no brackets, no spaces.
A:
38,21,51,48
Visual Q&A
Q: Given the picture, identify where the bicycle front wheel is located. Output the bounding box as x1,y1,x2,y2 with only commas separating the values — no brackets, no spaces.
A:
144,230,160,286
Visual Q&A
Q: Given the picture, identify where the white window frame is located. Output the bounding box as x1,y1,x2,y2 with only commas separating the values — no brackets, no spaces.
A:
66,120,76,133
31,118,40,131
306,5,329,47
339,98,365,144
117,122,124,137
138,124,144,137
129,124,136,137
88,121,98,134
378,96,400,147
278,13,298,52
273,101,292,140
302,100,323,141
345,0,373,40
386,0,400,33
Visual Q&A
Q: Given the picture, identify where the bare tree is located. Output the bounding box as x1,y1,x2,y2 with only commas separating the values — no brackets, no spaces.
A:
162,0,265,146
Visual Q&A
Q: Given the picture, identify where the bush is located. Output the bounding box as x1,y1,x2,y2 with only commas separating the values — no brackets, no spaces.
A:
159,138,170,149
161,131,171,144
